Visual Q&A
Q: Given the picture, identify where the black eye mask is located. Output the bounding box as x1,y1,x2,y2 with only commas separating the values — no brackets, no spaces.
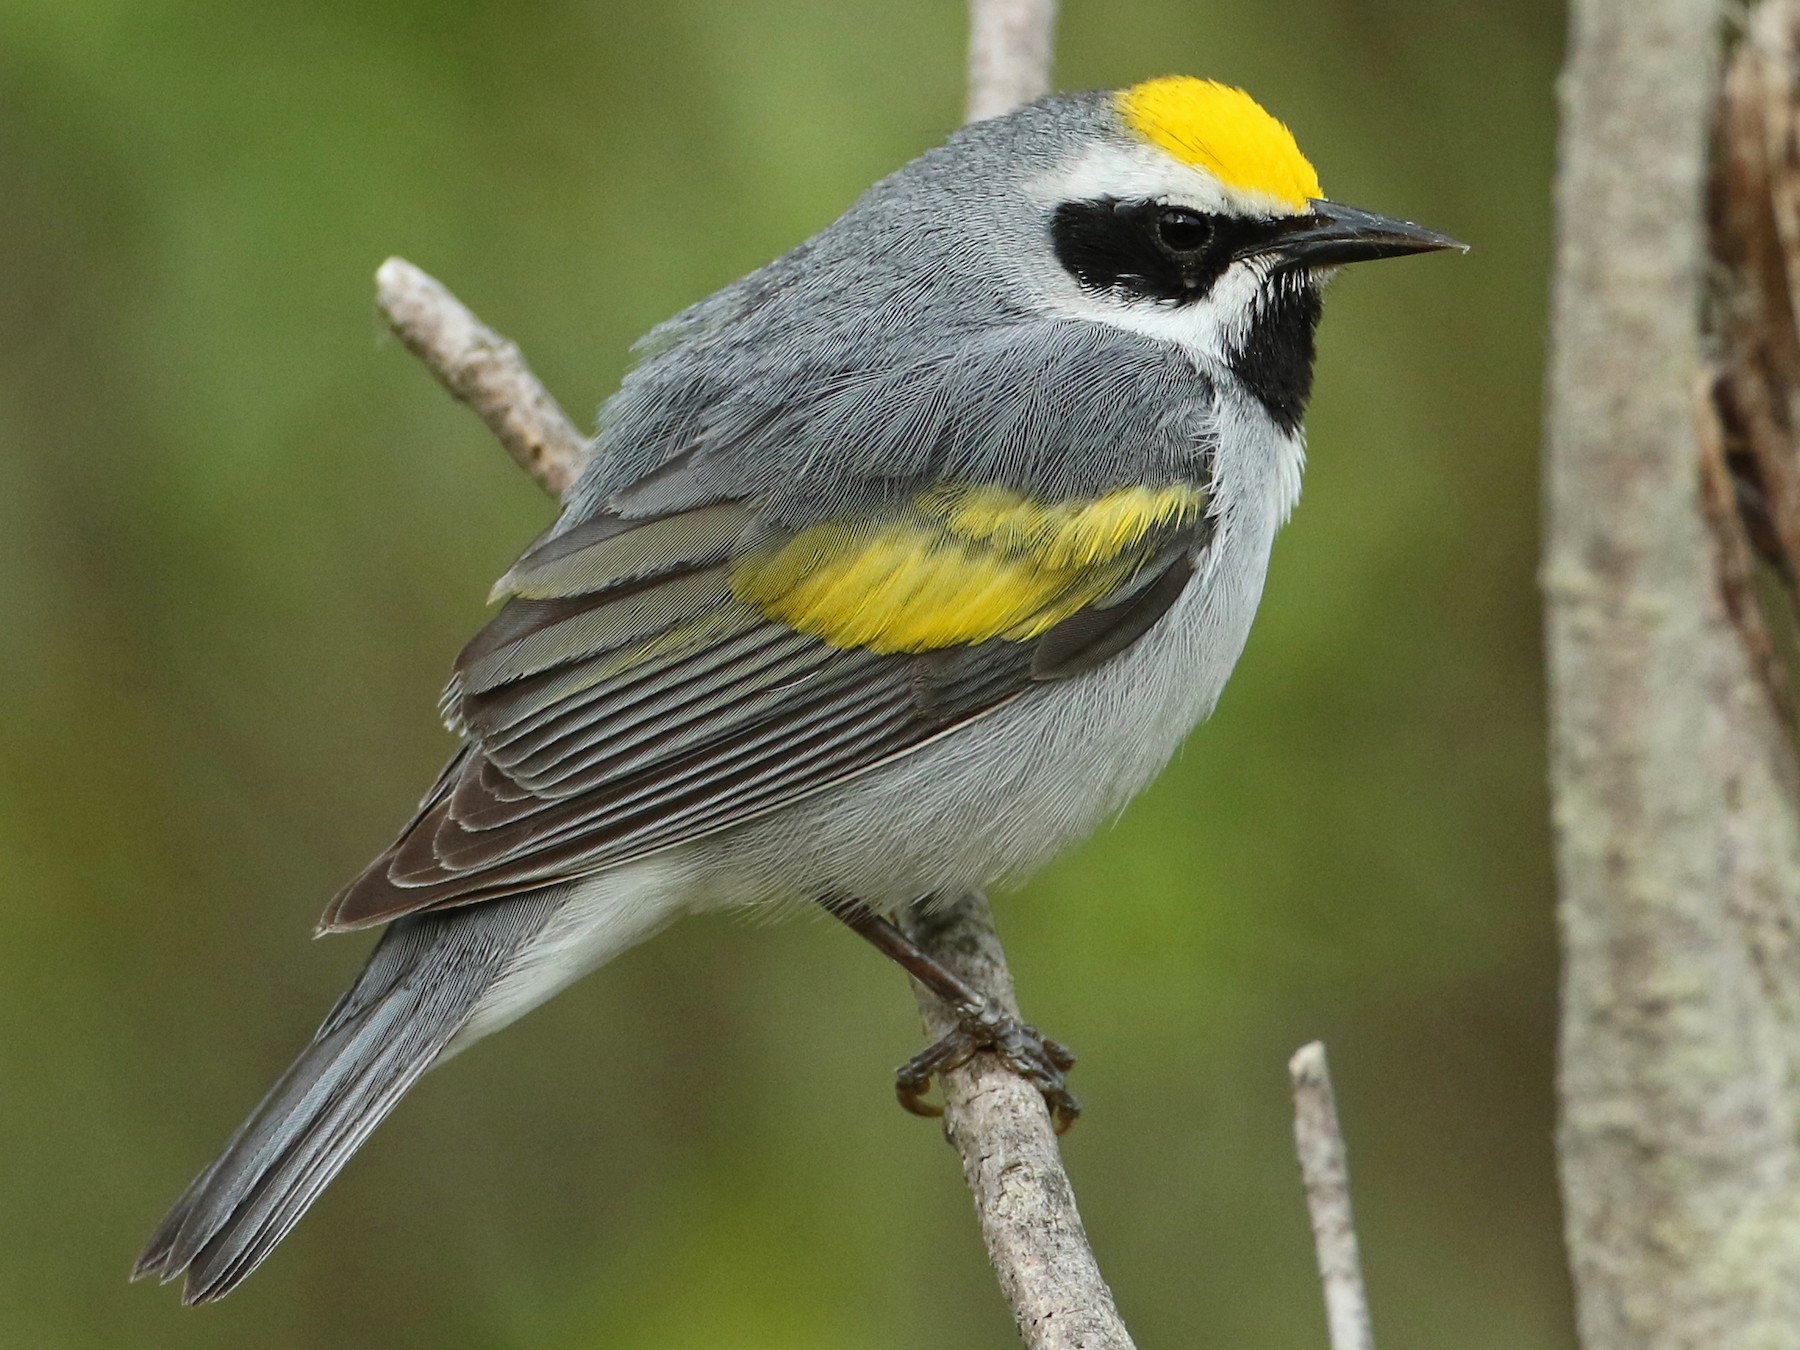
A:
1051,196,1324,432
1051,196,1300,304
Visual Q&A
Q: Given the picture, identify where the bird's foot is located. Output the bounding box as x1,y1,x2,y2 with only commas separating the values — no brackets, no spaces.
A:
895,1000,1081,1133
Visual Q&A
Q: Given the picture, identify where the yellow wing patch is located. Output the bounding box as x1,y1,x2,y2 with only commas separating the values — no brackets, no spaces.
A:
732,483,1204,654
1117,77,1321,211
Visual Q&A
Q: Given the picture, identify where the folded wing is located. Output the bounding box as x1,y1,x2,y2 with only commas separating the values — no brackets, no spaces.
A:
320,469,1209,931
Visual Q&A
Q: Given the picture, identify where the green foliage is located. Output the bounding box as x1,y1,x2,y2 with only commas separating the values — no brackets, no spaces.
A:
0,0,1568,1343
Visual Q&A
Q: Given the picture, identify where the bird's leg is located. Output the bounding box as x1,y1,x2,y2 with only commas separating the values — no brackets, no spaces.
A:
824,896,1080,1132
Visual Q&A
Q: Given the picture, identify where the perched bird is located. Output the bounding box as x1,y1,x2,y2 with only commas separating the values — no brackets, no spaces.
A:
135,76,1458,1303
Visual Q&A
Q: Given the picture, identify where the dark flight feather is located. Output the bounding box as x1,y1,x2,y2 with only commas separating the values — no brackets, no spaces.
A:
320,484,1208,932
132,894,562,1302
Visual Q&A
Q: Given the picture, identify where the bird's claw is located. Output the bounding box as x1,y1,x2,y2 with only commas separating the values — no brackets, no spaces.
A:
895,1001,1081,1133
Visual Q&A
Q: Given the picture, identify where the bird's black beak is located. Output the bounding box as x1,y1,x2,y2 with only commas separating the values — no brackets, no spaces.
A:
1243,200,1466,269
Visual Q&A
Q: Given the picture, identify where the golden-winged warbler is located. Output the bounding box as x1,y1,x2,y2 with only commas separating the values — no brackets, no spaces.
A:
136,76,1459,1302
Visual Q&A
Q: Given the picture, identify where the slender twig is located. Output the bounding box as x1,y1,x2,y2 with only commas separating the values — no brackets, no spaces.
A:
375,256,587,495
375,263,1132,1347
899,896,1136,1349
1290,1043,1376,1350
374,252,1129,1350
966,0,1058,122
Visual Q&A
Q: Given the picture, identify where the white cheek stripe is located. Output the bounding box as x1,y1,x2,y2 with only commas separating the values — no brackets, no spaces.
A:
1037,259,1277,368
1028,144,1302,366
1033,141,1309,221
1022,141,1313,530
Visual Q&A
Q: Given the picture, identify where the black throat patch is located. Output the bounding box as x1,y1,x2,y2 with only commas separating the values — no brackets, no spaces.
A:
1229,279,1322,435
1051,197,1324,433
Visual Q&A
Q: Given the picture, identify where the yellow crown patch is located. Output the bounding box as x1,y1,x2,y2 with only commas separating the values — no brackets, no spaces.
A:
1116,77,1321,211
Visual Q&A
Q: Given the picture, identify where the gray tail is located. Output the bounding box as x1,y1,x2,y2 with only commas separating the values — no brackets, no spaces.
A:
132,893,557,1303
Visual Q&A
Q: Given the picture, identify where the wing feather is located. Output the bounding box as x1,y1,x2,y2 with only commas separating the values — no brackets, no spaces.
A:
494,502,752,599
451,650,868,824
461,605,771,750
319,478,1210,932
498,633,832,785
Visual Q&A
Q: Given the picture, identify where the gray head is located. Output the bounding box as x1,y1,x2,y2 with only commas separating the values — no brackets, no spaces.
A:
581,77,1458,516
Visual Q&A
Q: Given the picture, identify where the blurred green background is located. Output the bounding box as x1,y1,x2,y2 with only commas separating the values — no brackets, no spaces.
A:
0,0,1563,1344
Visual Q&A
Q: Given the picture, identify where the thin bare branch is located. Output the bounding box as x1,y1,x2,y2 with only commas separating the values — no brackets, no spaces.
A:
899,896,1135,1350
1289,1043,1375,1350
966,0,1057,122
375,256,588,496
374,249,1129,1350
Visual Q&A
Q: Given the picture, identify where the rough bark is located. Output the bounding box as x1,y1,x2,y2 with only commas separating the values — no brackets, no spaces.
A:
1708,2,1800,735
1545,0,1800,1344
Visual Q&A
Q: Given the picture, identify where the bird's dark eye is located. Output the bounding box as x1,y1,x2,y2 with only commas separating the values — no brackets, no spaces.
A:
1051,197,1233,304
1156,208,1213,254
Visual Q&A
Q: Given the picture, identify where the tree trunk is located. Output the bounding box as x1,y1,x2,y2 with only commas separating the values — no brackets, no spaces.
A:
1545,0,1800,1345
